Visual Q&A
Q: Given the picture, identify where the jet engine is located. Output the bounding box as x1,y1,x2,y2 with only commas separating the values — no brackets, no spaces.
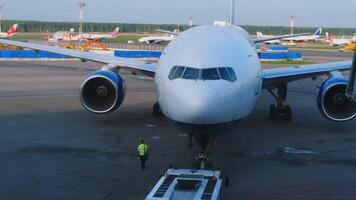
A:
80,70,126,114
317,77,356,121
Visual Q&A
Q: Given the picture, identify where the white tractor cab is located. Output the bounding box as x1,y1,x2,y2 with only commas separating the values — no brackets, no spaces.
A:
145,168,223,200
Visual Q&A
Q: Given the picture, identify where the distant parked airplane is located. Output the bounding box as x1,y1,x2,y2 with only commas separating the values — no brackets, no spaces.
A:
325,32,355,46
0,24,18,38
48,27,120,42
138,29,179,44
85,27,120,40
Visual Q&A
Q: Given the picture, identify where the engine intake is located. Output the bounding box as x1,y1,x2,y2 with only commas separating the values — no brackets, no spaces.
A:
317,77,356,121
80,70,125,114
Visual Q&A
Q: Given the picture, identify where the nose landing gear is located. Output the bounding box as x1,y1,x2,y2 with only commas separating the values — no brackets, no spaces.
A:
268,84,292,121
190,133,215,170
152,102,163,117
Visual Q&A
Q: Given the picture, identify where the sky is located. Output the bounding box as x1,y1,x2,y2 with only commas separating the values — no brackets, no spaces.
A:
1,0,356,28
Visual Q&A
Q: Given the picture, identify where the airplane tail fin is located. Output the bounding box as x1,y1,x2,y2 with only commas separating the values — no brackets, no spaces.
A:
111,27,120,38
325,32,333,43
6,24,18,36
313,28,322,37
256,32,263,38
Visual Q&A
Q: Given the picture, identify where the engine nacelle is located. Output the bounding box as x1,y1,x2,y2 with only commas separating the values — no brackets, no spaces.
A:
317,77,356,121
80,70,126,114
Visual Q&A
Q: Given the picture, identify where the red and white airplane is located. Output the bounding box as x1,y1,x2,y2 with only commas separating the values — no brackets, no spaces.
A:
0,24,18,38
84,27,120,40
325,32,355,46
49,27,120,42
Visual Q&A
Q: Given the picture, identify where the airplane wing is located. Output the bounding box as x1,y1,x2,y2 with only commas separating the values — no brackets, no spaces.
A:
262,61,352,89
0,39,156,77
253,33,309,44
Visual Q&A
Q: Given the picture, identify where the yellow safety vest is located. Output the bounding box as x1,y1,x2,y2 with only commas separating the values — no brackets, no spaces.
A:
138,144,148,156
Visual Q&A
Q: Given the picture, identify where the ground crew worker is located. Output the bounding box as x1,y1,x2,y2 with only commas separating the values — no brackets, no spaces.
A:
137,140,149,170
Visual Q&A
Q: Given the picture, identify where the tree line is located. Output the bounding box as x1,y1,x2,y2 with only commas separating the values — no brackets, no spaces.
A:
1,20,355,36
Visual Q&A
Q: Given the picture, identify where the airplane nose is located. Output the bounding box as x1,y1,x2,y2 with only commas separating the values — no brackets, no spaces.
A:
171,84,223,124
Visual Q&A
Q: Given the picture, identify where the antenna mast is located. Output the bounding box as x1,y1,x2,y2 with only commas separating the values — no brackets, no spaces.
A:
229,0,235,25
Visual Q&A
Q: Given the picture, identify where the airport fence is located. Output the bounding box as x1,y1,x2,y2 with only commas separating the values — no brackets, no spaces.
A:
105,43,165,51
0,48,302,61
0,50,69,58
258,52,302,60
114,50,162,59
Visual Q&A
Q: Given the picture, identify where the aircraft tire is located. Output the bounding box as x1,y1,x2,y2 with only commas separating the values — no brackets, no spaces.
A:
153,103,162,117
285,105,292,121
269,105,277,120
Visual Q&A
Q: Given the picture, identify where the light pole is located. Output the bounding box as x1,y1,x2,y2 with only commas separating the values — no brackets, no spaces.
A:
290,16,295,35
189,16,193,28
229,0,235,25
78,2,86,35
0,4,3,33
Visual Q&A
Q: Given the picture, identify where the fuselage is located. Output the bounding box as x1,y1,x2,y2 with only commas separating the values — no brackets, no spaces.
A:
0,33,9,38
155,24,262,131
51,32,117,42
0,32,15,38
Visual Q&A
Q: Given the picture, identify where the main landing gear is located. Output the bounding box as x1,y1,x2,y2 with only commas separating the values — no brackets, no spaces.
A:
152,102,163,117
189,133,215,170
267,84,292,121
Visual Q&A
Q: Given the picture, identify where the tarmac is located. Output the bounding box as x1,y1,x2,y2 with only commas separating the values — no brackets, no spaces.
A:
0,50,356,200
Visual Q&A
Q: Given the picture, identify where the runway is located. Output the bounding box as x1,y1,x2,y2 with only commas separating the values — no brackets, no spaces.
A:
0,50,355,200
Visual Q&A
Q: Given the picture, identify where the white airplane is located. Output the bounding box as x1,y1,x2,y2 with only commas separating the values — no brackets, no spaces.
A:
0,24,18,38
0,9,355,155
138,29,178,44
256,32,281,44
325,32,355,46
282,28,322,42
49,27,120,42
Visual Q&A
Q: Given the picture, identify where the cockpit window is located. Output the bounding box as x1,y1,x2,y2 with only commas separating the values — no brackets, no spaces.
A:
182,67,199,80
218,68,231,81
168,66,177,80
227,67,237,82
168,66,237,82
172,66,185,80
202,68,220,80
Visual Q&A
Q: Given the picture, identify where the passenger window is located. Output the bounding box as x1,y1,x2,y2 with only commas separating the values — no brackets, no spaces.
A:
202,68,220,80
172,66,185,79
227,68,237,82
168,66,177,80
218,68,231,81
182,67,199,80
